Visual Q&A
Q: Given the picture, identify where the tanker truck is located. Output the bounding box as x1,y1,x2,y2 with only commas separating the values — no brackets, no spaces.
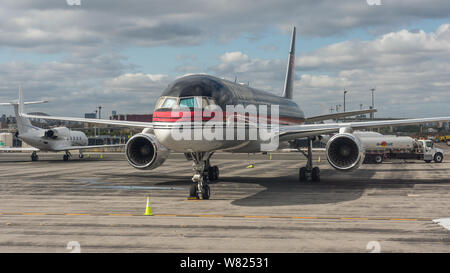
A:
353,132,444,164
319,131,444,164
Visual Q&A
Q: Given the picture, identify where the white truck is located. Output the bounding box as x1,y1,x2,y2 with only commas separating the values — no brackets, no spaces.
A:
354,132,444,164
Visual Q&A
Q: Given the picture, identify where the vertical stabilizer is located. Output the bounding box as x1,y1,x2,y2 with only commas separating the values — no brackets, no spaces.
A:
15,85,33,134
282,27,296,99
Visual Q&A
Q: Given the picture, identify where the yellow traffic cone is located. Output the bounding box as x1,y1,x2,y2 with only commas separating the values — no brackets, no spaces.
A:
144,196,152,216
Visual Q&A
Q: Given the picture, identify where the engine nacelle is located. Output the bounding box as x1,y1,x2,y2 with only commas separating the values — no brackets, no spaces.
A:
125,133,169,170
326,133,365,171
44,127,70,139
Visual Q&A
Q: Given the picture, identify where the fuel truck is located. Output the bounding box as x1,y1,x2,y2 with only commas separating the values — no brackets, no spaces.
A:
354,132,444,164
320,131,444,164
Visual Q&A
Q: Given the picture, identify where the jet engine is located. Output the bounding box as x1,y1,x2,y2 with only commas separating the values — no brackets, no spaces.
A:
326,133,365,171
44,127,70,139
125,133,169,170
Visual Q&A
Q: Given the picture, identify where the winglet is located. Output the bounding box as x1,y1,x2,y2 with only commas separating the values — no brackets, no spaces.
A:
282,26,296,99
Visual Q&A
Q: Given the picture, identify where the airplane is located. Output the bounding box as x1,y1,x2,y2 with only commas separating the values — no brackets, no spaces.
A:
21,27,450,199
0,88,124,161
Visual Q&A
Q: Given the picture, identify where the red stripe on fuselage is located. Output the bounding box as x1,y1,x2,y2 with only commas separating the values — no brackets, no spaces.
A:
153,110,305,125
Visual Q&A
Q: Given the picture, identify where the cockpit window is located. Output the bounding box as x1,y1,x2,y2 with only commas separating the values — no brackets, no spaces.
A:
179,97,197,108
207,98,216,105
160,97,178,108
155,96,217,110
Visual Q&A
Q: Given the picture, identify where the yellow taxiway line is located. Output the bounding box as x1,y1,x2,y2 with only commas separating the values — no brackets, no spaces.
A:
0,212,433,222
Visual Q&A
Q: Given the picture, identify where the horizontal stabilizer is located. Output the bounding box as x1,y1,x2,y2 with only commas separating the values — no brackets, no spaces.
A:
0,101,48,106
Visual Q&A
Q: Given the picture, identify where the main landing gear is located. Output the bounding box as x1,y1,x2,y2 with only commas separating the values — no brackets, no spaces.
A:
63,151,72,161
31,151,39,162
185,152,219,200
298,137,320,182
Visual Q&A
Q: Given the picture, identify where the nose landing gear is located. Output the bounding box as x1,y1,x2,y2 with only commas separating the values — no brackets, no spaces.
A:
186,152,219,200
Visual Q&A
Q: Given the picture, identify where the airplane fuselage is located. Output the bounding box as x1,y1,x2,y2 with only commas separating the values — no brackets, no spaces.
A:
18,125,88,152
152,75,305,153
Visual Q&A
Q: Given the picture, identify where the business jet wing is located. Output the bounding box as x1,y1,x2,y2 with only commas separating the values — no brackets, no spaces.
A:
0,147,40,152
278,116,450,141
305,109,377,123
52,144,125,152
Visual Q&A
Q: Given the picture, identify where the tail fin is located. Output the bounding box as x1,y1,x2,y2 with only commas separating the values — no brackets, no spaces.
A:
282,26,296,99
0,86,47,135
15,85,33,134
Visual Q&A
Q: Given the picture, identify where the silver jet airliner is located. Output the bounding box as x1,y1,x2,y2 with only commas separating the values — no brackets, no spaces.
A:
23,27,450,199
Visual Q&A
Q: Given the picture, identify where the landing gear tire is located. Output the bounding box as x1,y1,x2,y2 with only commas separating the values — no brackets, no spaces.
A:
374,155,383,164
200,184,210,200
311,167,320,182
63,154,69,161
79,154,84,159
299,167,307,182
189,183,199,199
208,166,219,181
434,153,443,163
213,166,219,180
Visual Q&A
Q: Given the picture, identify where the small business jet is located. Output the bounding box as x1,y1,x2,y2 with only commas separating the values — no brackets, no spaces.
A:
0,88,123,161
22,27,450,199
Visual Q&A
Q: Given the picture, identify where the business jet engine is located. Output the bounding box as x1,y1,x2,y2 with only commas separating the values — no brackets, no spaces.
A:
326,133,365,171
44,127,70,139
125,133,169,170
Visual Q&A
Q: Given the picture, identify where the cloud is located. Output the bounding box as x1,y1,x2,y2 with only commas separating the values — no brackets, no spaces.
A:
209,24,450,117
1,0,450,53
1,1,450,118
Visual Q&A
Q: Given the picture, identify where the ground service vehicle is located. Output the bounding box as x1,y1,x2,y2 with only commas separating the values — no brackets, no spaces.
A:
356,132,444,164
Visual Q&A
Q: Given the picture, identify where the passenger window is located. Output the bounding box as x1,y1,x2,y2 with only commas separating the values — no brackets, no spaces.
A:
179,97,197,108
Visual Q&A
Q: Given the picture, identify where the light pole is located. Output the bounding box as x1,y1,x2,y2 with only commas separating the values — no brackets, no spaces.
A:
343,89,348,112
97,106,102,120
94,110,98,137
370,88,375,120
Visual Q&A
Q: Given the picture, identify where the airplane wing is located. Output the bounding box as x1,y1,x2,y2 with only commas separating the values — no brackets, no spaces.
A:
22,113,153,129
52,144,125,152
279,116,450,141
305,109,377,123
0,147,40,152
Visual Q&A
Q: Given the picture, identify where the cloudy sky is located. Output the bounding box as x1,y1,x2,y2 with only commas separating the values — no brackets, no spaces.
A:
0,0,449,118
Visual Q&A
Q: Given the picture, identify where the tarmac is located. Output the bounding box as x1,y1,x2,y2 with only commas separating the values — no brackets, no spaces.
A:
0,147,449,253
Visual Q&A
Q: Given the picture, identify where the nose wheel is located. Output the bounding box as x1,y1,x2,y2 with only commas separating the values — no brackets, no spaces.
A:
187,152,217,200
